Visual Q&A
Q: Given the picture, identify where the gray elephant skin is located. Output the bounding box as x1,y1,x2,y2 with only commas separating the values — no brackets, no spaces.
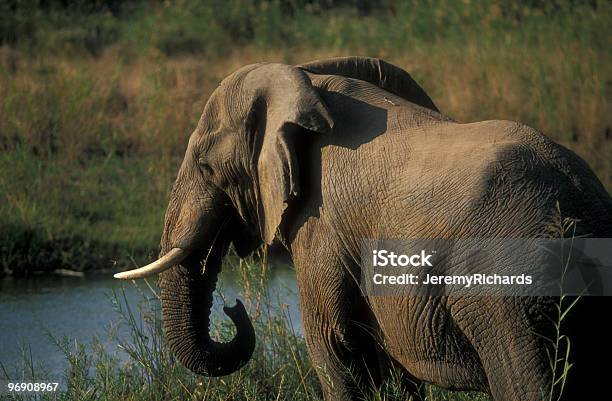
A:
115,57,612,401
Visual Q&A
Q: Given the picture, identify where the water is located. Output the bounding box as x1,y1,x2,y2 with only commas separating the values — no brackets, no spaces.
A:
0,266,301,379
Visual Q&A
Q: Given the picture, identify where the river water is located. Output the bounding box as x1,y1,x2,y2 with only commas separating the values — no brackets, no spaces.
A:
0,265,301,379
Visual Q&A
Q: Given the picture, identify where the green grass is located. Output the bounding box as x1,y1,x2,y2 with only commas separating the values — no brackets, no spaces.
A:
0,151,171,275
0,257,492,400
0,0,610,275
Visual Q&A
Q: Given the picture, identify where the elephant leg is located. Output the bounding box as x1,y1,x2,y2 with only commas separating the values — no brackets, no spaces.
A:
294,246,382,401
300,287,424,401
483,341,550,401
376,356,426,401
452,298,552,401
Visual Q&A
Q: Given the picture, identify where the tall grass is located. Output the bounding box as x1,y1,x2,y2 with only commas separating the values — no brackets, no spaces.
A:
1,256,322,400
1,0,610,275
535,205,583,401
1,256,495,400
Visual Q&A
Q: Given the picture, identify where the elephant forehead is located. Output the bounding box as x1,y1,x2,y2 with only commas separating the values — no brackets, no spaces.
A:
197,90,243,134
219,63,263,87
205,64,265,127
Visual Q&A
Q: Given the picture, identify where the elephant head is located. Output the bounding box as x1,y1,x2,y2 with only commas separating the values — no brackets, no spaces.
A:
114,62,333,376
113,57,436,377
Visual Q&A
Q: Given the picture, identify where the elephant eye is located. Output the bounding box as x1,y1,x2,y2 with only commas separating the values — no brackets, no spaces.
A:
197,158,213,175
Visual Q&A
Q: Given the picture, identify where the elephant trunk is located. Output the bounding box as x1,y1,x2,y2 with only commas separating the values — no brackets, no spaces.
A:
158,244,256,377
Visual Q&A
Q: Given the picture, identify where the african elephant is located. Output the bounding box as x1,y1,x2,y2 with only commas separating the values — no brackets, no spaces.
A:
114,57,612,401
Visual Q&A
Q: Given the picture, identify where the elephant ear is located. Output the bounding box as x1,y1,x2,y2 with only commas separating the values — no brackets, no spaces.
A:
244,64,333,244
298,56,439,112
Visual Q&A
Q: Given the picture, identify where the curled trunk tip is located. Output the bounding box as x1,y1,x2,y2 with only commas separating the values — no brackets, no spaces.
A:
160,257,256,377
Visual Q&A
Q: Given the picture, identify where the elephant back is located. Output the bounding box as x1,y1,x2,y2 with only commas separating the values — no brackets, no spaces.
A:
298,56,439,112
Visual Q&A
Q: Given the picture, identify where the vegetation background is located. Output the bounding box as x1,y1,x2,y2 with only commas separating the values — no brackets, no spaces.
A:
1,0,610,276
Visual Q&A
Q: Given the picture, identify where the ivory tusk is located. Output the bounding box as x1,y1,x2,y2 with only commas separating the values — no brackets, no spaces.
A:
113,248,187,279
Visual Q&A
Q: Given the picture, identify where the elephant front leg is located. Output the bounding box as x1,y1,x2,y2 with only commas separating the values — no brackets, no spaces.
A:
301,297,381,401
295,250,382,401
302,319,356,400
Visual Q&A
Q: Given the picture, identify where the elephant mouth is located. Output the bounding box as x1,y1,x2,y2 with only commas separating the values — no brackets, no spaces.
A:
114,246,226,282
114,212,256,377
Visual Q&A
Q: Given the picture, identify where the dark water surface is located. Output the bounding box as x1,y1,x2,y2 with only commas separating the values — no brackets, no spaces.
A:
0,266,300,379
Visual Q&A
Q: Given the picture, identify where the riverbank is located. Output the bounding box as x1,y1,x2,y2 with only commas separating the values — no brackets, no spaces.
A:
1,0,610,276
1,258,491,401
